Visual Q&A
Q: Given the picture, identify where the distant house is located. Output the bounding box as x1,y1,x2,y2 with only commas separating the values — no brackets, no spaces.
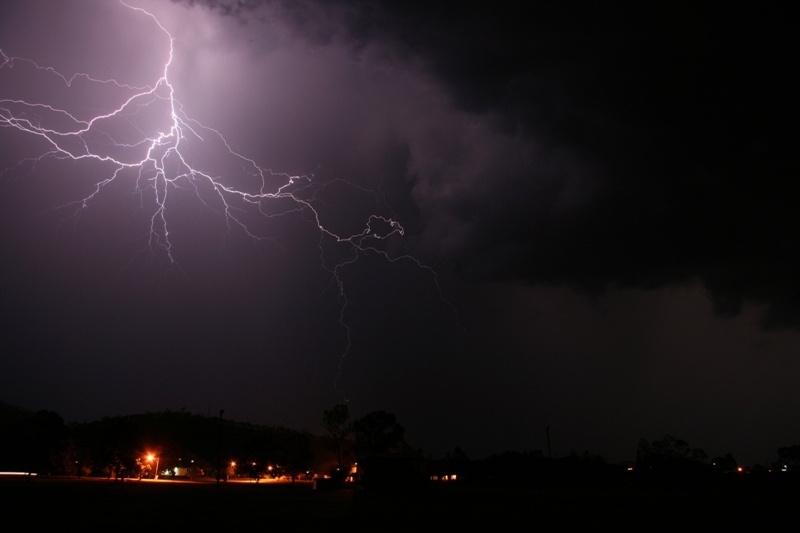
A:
425,457,467,484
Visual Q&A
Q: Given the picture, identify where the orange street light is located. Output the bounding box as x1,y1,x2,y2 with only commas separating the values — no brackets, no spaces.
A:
147,453,160,480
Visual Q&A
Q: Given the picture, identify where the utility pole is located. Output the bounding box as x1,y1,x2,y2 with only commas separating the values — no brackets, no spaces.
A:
217,409,224,486
546,426,552,460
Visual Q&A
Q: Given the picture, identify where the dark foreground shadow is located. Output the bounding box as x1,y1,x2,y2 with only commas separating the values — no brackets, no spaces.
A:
3,475,799,531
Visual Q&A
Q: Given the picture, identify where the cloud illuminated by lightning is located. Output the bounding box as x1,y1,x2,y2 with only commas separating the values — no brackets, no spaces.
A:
0,0,456,400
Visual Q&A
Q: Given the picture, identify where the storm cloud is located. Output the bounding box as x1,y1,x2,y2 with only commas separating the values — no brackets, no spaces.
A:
171,0,799,327
1,0,798,465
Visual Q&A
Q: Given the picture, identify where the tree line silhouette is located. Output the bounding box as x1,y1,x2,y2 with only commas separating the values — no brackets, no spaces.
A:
2,400,800,488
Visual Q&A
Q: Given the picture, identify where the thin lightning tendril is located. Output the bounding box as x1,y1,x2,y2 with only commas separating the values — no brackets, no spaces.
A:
0,1,458,402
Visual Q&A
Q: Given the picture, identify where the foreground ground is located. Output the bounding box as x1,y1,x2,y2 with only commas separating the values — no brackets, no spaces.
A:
2,474,798,530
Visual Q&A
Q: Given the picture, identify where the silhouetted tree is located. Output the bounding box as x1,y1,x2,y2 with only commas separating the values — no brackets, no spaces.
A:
711,453,738,473
652,434,707,461
636,434,711,481
322,404,352,468
1,410,70,476
236,428,275,480
353,411,405,457
275,430,314,483
81,416,138,479
777,444,800,471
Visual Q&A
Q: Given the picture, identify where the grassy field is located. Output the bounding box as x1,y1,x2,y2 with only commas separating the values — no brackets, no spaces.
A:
1,477,349,528
2,475,797,530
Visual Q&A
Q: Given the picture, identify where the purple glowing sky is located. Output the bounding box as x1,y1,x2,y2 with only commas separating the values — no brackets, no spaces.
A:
1,0,798,466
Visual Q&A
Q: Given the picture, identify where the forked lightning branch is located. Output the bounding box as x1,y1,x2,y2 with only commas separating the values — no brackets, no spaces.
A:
0,1,453,397
1,2,408,266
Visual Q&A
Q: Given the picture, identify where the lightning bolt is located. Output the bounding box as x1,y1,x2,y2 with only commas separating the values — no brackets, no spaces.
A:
0,1,458,401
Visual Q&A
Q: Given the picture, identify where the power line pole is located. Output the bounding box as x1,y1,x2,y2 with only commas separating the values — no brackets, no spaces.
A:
217,409,224,486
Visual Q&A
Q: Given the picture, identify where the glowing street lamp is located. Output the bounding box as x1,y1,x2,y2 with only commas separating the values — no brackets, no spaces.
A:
147,453,160,480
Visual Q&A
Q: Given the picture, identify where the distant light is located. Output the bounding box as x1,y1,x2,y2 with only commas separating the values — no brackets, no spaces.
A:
737,467,743,473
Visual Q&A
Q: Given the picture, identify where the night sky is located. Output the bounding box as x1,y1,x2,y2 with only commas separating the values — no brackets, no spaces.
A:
1,0,797,466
